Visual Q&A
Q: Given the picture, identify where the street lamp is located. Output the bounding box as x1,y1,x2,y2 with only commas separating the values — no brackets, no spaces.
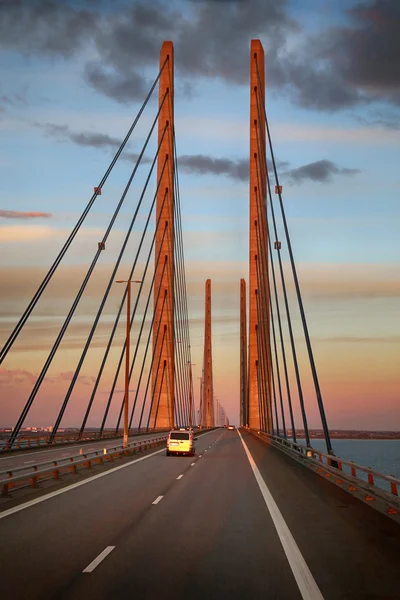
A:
116,279,142,448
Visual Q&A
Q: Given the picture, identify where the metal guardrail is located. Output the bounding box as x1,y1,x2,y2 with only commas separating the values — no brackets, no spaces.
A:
0,435,168,497
250,429,400,498
0,428,169,452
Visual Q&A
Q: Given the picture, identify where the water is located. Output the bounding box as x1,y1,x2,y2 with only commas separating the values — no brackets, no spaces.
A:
298,438,400,479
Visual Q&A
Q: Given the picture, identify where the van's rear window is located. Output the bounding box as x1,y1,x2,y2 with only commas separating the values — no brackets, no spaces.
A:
170,433,190,440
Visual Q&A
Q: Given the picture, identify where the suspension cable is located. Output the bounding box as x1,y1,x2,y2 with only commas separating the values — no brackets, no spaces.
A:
8,104,169,447
0,60,167,366
51,153,169,440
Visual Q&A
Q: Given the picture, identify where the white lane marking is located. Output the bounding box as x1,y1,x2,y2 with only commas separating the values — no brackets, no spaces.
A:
0,447,165,520
83,546,115,573
238,431,324,600
177,474,184,480
191,462,195,466
152,495,163,505
0,428,218,520
199,455,202,458
204,450,208,453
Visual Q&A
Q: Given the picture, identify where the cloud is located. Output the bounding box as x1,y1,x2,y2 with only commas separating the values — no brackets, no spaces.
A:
37,121,150,164
273,0,400,110
295,262,400,301
0,367,37,386
317,336,400,344
0,367,96,389
179,154,358,185
2,0,399,114
179,155,248,181
0,225,59,242
84,62,149,104
0,0,99,58
285,160,361,184
0,210,52,219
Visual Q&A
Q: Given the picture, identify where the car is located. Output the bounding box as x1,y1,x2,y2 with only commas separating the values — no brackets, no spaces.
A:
228,425,235,431
166,429,196,456
223,424,227,428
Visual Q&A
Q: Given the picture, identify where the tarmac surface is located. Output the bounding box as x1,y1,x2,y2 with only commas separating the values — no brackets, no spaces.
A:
1,428,399,600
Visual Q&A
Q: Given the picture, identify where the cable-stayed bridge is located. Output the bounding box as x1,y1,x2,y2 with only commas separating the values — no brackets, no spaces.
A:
0,41,399,600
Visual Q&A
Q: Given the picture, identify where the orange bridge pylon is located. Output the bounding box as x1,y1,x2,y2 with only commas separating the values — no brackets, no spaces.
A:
203,279,214,428
150,41,175,430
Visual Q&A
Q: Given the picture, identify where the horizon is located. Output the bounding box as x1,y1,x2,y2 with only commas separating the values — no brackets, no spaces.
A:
1,0,399,432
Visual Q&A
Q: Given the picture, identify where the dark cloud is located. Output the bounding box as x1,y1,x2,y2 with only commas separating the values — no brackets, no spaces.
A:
84,62,148,103
178,154,359,185
274,0,400,110
285,160,361,184
179,155,249,181
354,110,400,130
0,0,99,57
2,0,398,113
36,121,150,164
0,210,52,219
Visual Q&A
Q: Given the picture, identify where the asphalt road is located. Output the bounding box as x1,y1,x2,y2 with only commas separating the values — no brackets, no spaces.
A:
0,432,168,472
1,429,399,600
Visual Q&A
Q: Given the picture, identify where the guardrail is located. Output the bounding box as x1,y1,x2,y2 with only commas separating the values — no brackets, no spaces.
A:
249,429,400,499
0,435,168,497
0,428,169,452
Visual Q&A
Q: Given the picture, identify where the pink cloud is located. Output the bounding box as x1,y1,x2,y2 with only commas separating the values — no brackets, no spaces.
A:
0,210,52,219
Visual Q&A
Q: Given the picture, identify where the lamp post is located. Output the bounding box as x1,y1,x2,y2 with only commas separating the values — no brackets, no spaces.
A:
116,279,142,448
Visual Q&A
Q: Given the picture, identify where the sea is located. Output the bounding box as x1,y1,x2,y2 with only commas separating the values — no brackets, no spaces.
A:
298,437,400,480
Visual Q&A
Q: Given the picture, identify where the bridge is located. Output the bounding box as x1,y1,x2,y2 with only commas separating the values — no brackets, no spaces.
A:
0,41,399,600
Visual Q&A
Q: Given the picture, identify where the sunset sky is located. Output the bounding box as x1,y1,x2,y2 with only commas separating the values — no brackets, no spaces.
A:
0,0,399,431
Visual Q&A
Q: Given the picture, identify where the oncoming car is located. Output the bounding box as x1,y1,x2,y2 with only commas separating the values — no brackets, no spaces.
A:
228,425,235,431
166,429,196,456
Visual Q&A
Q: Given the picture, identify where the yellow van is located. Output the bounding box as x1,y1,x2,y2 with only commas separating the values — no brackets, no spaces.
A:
166,429,196,456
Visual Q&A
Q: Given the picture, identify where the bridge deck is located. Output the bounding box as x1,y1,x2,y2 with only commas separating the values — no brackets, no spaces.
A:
1,429,398,599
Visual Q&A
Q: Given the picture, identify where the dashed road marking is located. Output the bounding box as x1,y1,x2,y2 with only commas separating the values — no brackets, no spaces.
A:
191,462,195,466
152,495,163,505
83,546,115,573
177,474,184,480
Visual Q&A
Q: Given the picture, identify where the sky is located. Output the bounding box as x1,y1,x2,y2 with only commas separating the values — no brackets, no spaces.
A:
0,0,399,431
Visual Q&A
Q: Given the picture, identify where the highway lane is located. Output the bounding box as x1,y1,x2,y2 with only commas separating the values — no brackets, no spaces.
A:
1,428,399,599
0,429,222,600
0,432,169,472
240,430,400,599
55,428,303,600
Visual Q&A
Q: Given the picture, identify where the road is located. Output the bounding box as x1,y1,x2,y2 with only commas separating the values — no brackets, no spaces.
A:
1,429,399,599
0,432,168,472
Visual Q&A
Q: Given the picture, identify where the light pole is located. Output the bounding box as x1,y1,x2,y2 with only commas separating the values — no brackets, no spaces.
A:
116,279,142,448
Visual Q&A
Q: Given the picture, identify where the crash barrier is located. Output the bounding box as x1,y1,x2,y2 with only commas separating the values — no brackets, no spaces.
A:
248,428,400,523
0,428,169,453
0,435,168,497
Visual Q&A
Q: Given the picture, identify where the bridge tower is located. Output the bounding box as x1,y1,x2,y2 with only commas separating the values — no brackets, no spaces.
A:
248,39,270,430
150,41,175,429
240,278,248,426
203,279,214,427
